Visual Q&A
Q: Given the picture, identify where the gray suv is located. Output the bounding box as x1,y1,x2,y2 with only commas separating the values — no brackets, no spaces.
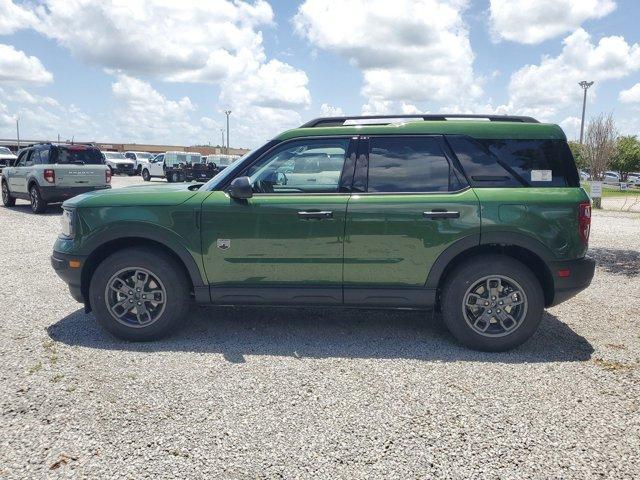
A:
1,143,111,213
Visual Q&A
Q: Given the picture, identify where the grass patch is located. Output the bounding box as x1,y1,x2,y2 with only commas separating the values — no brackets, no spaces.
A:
581,182,640,197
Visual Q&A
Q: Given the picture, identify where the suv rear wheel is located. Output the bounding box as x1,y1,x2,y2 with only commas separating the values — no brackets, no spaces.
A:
89,247,191,341
441,255,544,351
29,184,47,213
1,180,15,207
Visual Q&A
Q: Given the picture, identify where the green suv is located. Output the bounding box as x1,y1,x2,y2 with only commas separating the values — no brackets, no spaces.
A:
51,115,595,351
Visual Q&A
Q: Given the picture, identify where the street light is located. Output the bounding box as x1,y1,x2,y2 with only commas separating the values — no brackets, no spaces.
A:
220,128,225,152
224,110,231,154
579,81,594,144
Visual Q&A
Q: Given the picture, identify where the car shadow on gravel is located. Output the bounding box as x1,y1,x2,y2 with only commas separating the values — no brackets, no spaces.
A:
47,307,593,364
589,247,639,277
4,203,63,216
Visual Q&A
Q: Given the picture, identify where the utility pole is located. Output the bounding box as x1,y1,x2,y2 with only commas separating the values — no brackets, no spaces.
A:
224,110,231,154
16,117,20,150
579,81,594,144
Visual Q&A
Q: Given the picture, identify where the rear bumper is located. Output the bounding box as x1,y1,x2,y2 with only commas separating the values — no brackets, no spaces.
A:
549,256,596,306
51,251,87,304
40,185,111,202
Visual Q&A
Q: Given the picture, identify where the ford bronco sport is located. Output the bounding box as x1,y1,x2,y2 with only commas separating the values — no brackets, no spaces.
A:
3,143,111,213
51,115,595,351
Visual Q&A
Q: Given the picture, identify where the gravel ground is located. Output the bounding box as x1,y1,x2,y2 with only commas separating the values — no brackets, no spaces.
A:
1,176,639,479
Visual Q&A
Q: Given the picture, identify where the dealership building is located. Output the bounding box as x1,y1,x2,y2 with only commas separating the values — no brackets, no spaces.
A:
0,138,249,157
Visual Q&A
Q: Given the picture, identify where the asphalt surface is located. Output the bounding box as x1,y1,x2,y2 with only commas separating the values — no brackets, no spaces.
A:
0,176,638,479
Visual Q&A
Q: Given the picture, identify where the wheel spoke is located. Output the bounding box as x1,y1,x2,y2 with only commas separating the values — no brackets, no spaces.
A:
144,289,164,304
110,298,132,318
465,293,486,308
135,302,151,324
500,290,524,307
497,311,517,331
473,312,492,332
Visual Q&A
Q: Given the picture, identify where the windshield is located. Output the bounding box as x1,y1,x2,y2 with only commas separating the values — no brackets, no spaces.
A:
134,152,153,159
0,147,12,155
202,143,275,190
56,147,105,165
104,152,126,159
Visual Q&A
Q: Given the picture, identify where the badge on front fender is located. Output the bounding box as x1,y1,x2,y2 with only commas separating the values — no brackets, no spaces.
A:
216,239,230,250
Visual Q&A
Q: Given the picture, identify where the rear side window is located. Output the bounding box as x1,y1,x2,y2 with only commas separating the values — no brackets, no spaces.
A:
366,136,466,192
447,136,579,187
55,147,104,165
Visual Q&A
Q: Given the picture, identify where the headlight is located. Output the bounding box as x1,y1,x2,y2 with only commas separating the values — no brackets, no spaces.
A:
60,208,75,238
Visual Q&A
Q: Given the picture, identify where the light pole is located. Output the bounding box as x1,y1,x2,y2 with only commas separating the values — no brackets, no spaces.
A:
579,81,594,144
16,117,20,150
220,128,225,152
224,110,231,154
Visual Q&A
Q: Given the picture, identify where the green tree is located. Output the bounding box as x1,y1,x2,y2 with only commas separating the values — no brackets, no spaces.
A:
611,135,640,181
568,141,587,169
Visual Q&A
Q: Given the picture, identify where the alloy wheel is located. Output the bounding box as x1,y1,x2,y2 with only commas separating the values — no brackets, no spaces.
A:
462,275,528,337
104,267,167,328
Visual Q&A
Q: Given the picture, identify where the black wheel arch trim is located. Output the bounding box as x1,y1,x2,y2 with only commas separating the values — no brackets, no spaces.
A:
425,231,556,290
79,223,207,291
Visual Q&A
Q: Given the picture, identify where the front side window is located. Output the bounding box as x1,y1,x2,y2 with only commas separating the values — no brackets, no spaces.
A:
243,138,350,194
367,136,465,192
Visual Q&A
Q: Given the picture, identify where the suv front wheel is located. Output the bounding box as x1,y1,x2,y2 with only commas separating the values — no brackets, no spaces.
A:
141,169,151,181
441,255,544,352
89,248,191,341
1,180,15,207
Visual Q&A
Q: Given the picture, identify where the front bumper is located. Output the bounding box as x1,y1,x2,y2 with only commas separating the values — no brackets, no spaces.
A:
40,185,111,202
51,251,87,304
549,256,596,306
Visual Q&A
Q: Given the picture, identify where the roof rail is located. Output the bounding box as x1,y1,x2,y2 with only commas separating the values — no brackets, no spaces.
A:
300,114,539,128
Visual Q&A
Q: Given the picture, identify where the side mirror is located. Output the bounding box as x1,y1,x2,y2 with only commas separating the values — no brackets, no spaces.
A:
228,176,253,199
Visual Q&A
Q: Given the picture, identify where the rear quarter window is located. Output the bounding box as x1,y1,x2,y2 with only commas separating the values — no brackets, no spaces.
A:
447,136,579,188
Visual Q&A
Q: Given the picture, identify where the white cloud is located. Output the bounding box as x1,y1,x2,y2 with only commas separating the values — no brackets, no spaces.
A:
319,103,344,116
294,0,482,113
0,44,53,84
0,86,97,140
504,29,640,119
560,116,582,140
4,0,312,147
110,74,206,144
489,0,616,45
619,83,640,104
0,0,36,34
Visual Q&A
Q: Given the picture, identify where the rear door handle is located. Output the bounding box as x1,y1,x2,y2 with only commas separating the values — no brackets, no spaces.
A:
298,210,333,220
423,210,460,219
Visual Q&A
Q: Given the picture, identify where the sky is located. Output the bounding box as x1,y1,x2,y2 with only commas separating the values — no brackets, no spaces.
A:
0,0,639,148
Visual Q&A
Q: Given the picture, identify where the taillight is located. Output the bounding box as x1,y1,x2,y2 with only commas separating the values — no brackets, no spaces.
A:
44,169,55,184
105,169,112,184
578,201,591,245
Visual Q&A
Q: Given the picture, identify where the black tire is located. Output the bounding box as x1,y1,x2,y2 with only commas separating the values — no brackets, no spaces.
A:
141,169,151,181
440,255,544,352
29,184,47,213
89,247,191,341
135,165,142,175
1,180,15,207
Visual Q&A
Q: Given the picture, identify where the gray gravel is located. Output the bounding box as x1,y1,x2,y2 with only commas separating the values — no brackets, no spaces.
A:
1,176,639,479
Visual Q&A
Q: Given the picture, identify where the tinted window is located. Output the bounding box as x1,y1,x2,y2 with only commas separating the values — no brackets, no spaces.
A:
447,136,579,187
367,136,465,192
37,148,50,164
55,147,104,165
478,139,578,187
244,138,349,194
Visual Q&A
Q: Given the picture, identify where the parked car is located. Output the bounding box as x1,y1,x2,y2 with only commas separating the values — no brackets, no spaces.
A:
142,151,202,182
579,169,590,181
103,151,135,175
627,172,640,185
0,146,18,174
2,143,111,213
52,114,594,351
603,171,620,184
124,151,154,175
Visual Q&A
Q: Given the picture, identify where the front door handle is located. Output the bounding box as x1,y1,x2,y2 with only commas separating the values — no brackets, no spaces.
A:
423,210,460,219
298,210,333,220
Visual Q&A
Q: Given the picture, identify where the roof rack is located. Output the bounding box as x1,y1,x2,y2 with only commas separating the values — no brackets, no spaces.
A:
300,114,539,128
